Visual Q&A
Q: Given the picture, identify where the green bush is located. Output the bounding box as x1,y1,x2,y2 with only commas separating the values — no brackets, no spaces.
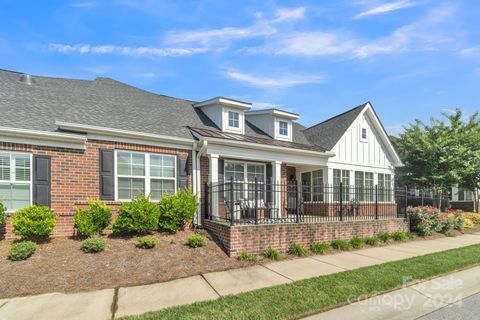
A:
392,231,409,242
113,194,159,234
288,244,309,256
8,241,37,261
453,214,465,230
74,199,112,237
365,237,381,246
238,252,258,261
12,206,56,240
331,239,352,251
188,233,207,248
350,237,365,249
0,201,6,225
158,187,198,233
81,237,106,253
264,247,280,260
378,232,392,243
310,242,332,255
408,206,441,236
137,236,157,249
441,214,455,235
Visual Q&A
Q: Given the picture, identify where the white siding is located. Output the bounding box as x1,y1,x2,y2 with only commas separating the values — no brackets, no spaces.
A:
326,111,396,178
200,104,245,134
201,104,223,129
245,114,274,137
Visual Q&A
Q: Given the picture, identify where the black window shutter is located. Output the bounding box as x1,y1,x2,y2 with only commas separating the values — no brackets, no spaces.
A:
33,155,51,207
266,163,273,203
99,149,115,200
177,155,189,190
218,159,224,202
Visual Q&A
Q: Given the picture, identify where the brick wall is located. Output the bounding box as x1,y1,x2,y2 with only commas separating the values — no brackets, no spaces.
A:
0,140,192,239
450,201,475,212
204,218,409,257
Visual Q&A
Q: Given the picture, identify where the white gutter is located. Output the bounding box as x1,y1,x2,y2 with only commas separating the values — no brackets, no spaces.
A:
203,137,335,158
56,121,195,147
0,126,87,150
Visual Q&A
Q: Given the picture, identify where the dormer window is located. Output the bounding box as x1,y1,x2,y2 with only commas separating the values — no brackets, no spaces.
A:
228,111,240,129
279,121,289,136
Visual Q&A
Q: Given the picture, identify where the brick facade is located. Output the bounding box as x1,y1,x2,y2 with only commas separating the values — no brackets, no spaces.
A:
0,140,192,239
450,201,475,212
204,218,409,257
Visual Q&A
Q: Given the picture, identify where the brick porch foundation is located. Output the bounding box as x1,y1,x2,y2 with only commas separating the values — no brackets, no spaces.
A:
204,218,409,257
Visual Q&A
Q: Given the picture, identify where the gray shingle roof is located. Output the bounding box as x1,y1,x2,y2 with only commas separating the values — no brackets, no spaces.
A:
303,103,368,150
0,69,366,152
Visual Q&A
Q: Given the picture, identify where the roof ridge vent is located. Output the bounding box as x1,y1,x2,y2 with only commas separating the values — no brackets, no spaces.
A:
19,73,34,85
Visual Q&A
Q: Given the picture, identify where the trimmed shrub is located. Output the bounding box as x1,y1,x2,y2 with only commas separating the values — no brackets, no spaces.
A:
158,187,198,233
8,241,36,261
463,218,475,229
377,232,392,243
288,244,309,256
453,214,465,230
462,213,480,224
365,237,381,246
81,237,106,253
113,194,159,234
310,242,332,255
238,252,258,261
12,206,56,240
392,231,409,242
440,214,455,235
408,206,446,236
0,201,6,225
137,236,157,249
74,199,112,237
331,239,352,251
350,237,365,249
188,233,207,248
264,247,280,260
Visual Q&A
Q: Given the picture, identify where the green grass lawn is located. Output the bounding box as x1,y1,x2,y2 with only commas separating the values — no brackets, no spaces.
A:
120,244,480,320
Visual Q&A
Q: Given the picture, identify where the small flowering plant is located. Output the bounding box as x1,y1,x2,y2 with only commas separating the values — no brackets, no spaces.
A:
407,206,456,236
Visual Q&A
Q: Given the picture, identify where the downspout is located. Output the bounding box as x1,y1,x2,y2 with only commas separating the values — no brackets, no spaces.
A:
191,141,197,225
194,140,208,226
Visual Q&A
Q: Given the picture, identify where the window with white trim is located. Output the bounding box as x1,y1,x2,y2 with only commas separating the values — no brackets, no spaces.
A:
458,188,473,201
224,161,265,202
0,152,31,211
333,169,350,201
301,170,324,202
228,111,240,128
116,151,176,201
378,173,392,202
355,171,374,202
279,121,289,136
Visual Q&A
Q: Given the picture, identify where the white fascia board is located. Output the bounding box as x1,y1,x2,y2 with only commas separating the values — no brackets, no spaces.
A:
206,143,329,166
193,97,252,110
246,108,299,120
203,136,334,158
56,122,195,149
362,103,403,166
0,126,87,150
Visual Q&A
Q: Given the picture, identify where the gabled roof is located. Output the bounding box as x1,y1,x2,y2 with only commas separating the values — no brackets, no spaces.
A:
303,103,368,150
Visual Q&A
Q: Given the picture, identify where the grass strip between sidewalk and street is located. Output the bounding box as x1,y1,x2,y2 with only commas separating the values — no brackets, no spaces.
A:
120,244,480,320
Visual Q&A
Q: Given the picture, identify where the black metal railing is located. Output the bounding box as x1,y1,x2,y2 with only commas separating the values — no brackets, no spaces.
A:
204,179,449,225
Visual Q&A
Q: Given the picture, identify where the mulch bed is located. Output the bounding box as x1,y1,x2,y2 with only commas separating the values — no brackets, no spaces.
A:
0,230,256,299
1,225,480,299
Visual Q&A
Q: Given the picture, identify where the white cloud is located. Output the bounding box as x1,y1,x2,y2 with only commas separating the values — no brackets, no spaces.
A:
165,7,305,47
70,1,98,8
224,70,324,88
459,47,480,57
48,43,208,57
135,72,157,78
354,1,418,19
251,101,283,110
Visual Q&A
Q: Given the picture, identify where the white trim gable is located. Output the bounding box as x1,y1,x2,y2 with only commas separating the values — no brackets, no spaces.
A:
328,103,402,168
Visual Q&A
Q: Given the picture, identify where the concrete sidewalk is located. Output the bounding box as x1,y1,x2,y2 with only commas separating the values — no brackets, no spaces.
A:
303,265,480,320
1,233,480,320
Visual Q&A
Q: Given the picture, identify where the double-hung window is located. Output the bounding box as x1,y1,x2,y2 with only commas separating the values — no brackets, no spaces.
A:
116,151,176,201
279,121,289,136
228,111,240,129
458,188,473,201
378,173,392,202
301,170,324,202
355,171,374,202
0,152,31,211
224,161,265,202
333,169,350,201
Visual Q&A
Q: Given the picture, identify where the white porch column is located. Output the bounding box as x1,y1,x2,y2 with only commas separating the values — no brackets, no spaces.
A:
209,154,219,218
272,160,282,218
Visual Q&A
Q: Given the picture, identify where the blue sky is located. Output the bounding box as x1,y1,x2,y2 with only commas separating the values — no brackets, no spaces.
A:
0,0,479,136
